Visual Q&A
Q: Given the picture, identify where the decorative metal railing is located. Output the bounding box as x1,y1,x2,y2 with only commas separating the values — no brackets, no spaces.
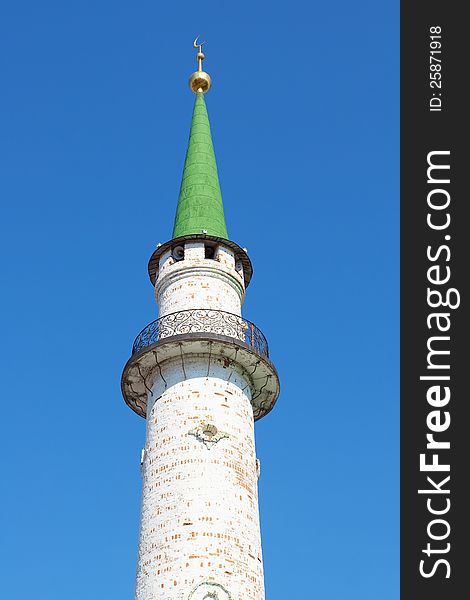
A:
132,309,269,358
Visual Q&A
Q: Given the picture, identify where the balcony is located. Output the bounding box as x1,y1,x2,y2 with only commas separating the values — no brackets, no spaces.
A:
132,308,269,359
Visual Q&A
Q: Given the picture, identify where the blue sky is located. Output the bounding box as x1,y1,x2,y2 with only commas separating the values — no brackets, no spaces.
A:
0,1,398,598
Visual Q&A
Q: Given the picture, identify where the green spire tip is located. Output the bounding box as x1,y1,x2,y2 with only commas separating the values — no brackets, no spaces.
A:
172,93,228,240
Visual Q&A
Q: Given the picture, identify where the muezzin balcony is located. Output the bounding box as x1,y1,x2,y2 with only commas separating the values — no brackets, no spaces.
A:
121,308,279,421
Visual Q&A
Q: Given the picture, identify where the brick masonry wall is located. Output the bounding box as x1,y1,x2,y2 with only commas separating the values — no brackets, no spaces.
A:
135,355,264,600
155,242,245,317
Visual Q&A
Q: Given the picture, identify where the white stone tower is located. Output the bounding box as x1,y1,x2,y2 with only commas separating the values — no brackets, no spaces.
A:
121,41,280,600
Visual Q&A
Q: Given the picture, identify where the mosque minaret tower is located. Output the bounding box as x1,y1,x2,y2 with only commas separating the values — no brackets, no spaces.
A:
121,39,280,600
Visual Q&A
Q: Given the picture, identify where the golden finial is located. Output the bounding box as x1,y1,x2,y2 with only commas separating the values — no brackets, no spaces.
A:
189,36,212,93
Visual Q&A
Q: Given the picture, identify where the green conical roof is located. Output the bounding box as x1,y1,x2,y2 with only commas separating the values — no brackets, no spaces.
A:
172,92,228,239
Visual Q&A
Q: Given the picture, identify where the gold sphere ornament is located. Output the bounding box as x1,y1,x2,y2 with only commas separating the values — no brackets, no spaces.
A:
189,70,212,93
189,36,212,93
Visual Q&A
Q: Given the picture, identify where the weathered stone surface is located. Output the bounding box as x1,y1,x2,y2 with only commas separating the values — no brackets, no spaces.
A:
156,242,244,317
133,240,268,599
135,357,264,599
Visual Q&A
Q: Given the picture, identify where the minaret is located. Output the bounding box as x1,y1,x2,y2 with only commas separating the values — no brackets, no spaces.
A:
121,39,280,600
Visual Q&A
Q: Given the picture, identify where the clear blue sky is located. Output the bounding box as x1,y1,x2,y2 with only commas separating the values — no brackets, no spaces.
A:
0,1,398,598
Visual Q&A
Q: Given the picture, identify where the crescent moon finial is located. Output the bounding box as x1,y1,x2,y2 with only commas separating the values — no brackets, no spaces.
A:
193,36,205,51
189,36,211,94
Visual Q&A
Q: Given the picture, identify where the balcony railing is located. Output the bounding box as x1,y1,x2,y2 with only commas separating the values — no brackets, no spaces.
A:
132,309,269,359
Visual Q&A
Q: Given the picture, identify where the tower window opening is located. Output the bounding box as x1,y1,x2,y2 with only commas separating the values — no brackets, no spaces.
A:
204,244,217,260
